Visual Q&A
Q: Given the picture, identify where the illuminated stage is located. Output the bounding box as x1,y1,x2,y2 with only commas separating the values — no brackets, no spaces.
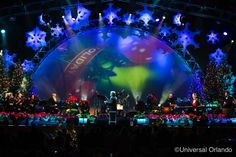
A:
33,26,194,106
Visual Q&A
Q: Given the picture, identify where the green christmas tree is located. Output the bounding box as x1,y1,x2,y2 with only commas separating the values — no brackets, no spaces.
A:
10,62,24,93
203,61,223,103
0,53,10,95
203,48,236,103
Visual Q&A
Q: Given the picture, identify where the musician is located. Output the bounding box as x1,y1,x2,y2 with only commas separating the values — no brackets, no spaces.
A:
14,92,25,112
135,96,146,113
26,94,39,113
48,93,59,113
162,93,177,114
5,92,15,112
146,93,158,110
221,91,234,117
108,91,117,112
190,92,202,114
222,91,233,108
163,93,177,107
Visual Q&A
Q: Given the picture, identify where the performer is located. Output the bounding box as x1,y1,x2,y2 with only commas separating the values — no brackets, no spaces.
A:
135,96,146,113
190,92,202,114
14,92,25,112
5,92,15,112
222,91,233,108
48,93,59,113
222,91,234,117
108,91,117,112
146,93,158,110
162,93,177,114
26,94,39,113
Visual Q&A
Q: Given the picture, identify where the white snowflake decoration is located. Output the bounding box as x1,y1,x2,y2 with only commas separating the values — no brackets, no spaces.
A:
207,31,218,44
26,27,46,51
103,3,121,25
3,49,16,71
209,48,226,65
51,24,64,37
173,13,182,26
159,23,171,37
123,13,135,25
21,59,35,73
137,6,154,26
63,4,90,31
172,23,200,52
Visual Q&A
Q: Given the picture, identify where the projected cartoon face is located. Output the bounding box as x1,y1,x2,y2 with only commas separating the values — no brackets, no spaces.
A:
33,26,193,103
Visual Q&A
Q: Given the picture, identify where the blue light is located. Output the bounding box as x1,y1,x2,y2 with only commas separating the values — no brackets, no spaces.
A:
223,32,228,36
155,18,160,22
123,13,135,25
1,29,6,34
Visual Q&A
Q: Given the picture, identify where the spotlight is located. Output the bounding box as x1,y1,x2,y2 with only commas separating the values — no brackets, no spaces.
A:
231,40,234,43
99,13,101,16
1,29,6,34
155,18,160,22
223,32,228,36
162,16,166,19
129,13,132,16
62,15,64,18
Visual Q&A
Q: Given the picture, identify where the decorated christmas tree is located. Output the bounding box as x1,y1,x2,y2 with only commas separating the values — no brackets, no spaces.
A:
0,53,10,96
10,62,24,93
203,48,236,103
203,61,223,103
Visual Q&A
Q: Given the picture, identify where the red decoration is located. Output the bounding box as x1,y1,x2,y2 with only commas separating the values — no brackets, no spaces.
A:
66,95,78,104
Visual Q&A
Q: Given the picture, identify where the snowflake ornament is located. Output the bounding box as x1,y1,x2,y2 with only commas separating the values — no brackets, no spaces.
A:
159,23,171,37
26,27,46,51
173,13,182,26
209,48,226,65
137,6,154,26
3,49,16,71
123,13,135,25
103,3,121,25
21,59,35,73
207,31,218,44
63,4,90,31
51,24,64,37
172,23,200,52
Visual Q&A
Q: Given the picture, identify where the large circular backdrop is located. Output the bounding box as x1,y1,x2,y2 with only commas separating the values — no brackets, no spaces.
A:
33,26,193,104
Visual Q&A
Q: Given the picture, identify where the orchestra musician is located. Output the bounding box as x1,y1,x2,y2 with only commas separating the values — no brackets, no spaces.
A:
190,92,202,114
15,92,25,112
5,92,15,112
108,91,117,112
162,93,177,114
48,93,59,113
222,91,234,117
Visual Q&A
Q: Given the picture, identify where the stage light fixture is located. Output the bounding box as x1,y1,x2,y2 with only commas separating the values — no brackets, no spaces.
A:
155,18,160,22
223,32,228,36
231,40,234,43
1,29,6,34
162,16,166,19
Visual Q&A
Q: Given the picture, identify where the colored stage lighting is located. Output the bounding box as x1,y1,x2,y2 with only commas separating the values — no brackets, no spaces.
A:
155,18,160,22
223,32,228,36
